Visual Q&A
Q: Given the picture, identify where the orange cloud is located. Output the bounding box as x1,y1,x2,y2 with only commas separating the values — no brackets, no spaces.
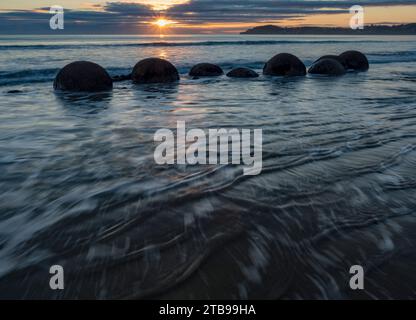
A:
119,0,190,11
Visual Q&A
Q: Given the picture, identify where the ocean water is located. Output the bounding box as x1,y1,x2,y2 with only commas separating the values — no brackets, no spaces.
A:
0,34,416,299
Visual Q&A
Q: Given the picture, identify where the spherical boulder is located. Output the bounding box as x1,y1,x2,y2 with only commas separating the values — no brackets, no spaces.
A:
308,58,346,76
189,63,224,77
339,50,369,71
54,61,113,92
314,55,348,69
132,58,179,84
227,67,259,78
263,53,306,77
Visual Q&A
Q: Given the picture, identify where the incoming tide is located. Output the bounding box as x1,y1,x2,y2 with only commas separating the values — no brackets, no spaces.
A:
0,34,416,299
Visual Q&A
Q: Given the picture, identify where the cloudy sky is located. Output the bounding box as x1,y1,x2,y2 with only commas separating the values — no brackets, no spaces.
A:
0,0,415,34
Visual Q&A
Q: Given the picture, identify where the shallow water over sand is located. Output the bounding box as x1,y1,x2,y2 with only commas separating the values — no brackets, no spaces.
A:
0,35,416,299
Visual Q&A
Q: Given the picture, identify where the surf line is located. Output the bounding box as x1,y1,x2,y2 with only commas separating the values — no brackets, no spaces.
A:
154,121,263,176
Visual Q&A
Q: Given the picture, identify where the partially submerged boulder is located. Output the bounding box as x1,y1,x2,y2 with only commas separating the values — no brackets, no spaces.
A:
54,61,113,92
314,55,348,69
263,53,306,77
227,67,259,78
189,63,224,77
308,58,346,76
132,58,179,84
339,50,369,71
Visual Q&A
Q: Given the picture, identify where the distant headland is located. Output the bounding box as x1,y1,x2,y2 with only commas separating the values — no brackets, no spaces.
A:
241,24,416,35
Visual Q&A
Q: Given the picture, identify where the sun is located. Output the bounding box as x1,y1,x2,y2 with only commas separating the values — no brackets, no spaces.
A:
150,17,178,35
153,19,173,28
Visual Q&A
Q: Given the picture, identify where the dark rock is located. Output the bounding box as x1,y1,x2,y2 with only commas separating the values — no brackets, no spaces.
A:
339,50,369,71
227,67,259,78
263,53,306,77
54,61,113,92
189,63,224,77
112,74,131,82
314,55,348,69
7,90,23,94
132,58,179,84
308,58,347,76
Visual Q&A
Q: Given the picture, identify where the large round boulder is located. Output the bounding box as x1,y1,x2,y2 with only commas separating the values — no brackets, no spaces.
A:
54,61,113,92
339,50,369,71
227,67,259,78
314,55,348,69
132,58,179,84
308,58,346,76
189,63,223,77
263,53,306,77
